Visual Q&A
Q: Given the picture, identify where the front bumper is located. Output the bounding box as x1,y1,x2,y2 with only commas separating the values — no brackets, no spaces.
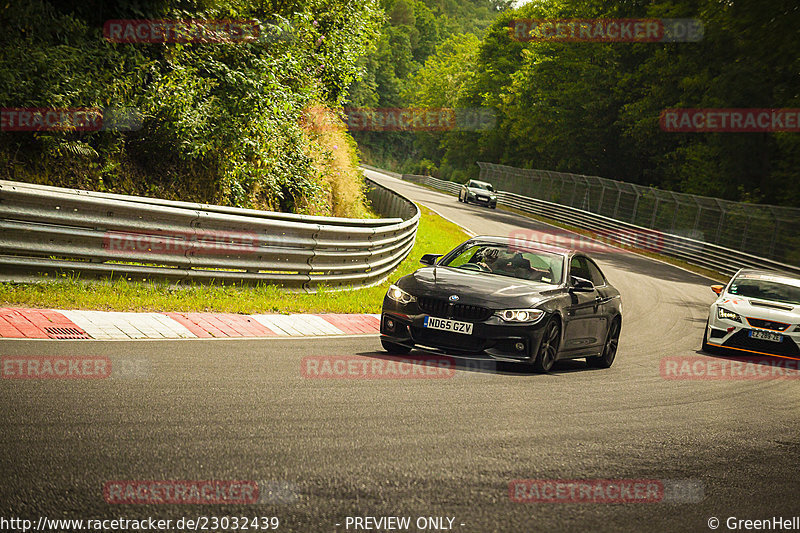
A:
707,313,800,357
381,298,549,362
467,193,497,207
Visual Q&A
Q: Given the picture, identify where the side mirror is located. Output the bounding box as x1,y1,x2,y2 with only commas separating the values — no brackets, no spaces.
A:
711,284,724,295
420,254,442,266
569,276,595,292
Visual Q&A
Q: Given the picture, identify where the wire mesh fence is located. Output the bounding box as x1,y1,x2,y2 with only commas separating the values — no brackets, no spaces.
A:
477,162,800,267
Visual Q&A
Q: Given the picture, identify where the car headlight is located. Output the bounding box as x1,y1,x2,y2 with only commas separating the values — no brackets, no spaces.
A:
717,307,742,323
387,284,416,304
498,309,545,323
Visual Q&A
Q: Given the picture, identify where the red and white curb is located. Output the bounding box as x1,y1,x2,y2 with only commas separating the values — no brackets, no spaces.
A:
0,308,381,340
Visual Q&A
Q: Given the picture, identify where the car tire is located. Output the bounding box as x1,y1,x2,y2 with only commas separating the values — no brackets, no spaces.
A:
701,320,719,354
532,319,560,373
587,317,620,369
381,339,412,354
490,205,496,209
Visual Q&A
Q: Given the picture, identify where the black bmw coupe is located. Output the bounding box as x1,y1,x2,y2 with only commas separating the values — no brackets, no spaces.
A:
380,236,622,372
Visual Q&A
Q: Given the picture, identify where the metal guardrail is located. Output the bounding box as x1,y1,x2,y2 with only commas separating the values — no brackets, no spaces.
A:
478,162,800,267
402,174,462,195
361,164,402,179
0,177,420,291
400,173,800,277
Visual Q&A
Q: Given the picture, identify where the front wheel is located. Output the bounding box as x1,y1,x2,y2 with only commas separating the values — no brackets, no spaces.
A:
532,319,560,373
381,339,412,354
701,319,719,354
587,318,620,368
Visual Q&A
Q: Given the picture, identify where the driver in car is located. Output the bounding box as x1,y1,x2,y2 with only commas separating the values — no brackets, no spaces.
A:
502,252,552,281
477,250,527,277
475,248,502,272
475,249,551,281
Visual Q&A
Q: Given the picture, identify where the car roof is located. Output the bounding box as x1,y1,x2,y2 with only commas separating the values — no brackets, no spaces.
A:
734,268,800,285
467,235,572,256
467,180,492,186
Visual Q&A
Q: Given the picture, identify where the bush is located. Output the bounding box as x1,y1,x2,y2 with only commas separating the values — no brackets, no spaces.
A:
0,0,382,216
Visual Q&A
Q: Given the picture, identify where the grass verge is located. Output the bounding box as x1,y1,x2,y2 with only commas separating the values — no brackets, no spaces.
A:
0,206,469,314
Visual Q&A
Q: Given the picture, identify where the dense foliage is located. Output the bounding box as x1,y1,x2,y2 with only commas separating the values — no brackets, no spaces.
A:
0,0,382,216
353,0,800,207
346,0,511,178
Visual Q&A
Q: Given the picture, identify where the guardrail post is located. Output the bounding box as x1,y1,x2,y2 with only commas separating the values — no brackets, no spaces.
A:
597,179,606,215
568,176,578,207
631,190,641,224
740,216,750,252
650,196,660,229
769,218,779,259
669,192,680,232
714,200,727,245
611,182,622,219
691,196,702,235
558,173,567,203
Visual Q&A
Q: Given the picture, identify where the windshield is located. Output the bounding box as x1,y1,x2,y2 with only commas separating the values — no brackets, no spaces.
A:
728,276,800,305
469,182,494,192
440,243,563,285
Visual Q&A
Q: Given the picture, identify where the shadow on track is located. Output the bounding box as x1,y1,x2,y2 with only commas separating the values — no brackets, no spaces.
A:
694,347,800,369
355,349,601,376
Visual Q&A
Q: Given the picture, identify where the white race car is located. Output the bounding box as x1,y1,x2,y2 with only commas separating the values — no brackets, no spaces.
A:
703,268,800,358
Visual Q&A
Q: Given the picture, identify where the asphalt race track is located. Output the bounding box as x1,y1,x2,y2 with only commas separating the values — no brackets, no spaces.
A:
1,169,799,533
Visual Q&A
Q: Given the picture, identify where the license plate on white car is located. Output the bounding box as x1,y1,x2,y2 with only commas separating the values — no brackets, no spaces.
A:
423,316,473,335
749,329,783,343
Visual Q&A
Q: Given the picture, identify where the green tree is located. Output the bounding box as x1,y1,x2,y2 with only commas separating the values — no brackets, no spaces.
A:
0,0,384,213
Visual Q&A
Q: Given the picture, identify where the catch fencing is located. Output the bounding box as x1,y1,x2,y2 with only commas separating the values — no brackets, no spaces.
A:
400,170,800,277
478,162,800,268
